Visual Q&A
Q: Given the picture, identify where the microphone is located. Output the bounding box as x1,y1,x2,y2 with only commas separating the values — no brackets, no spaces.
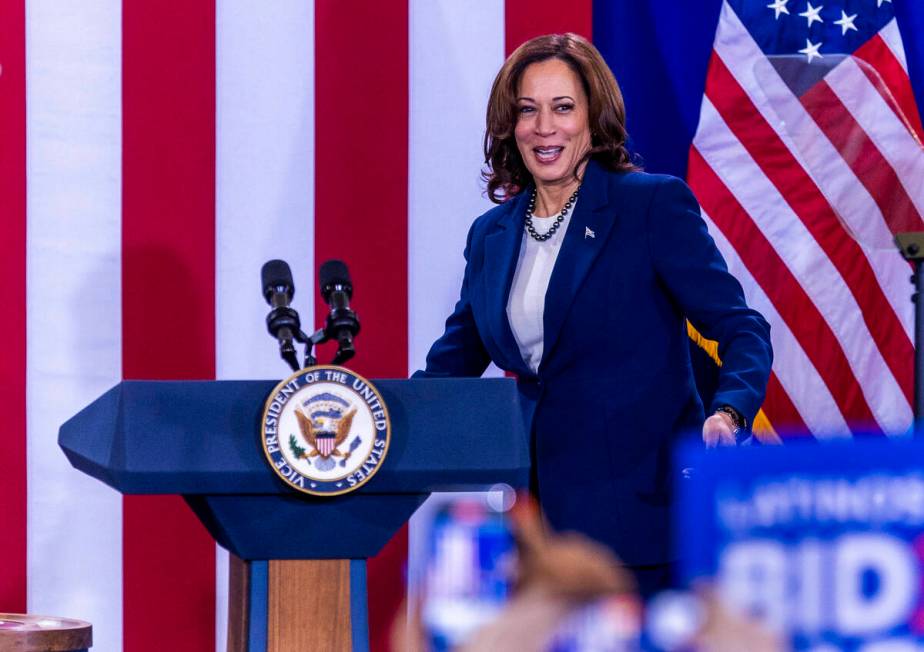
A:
319,259,360,365
261,259,302,371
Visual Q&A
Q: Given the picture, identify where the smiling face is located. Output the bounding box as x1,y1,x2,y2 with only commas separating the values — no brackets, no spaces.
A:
514,58,592,193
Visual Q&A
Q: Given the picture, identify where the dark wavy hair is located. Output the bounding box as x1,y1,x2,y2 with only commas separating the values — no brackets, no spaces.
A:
483,33,638,203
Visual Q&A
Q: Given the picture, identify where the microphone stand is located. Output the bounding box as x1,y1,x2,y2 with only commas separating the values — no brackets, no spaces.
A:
266,310,359,372
302,328,326,368
266,305,310,373
301,313,359,368
895,232,924,437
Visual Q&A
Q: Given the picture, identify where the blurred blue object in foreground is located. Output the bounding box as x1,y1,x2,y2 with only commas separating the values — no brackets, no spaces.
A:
420,496,517,651
676,436,924,650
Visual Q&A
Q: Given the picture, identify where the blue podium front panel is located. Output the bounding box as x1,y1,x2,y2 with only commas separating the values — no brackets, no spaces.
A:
59,378,529,560
59,378,529,495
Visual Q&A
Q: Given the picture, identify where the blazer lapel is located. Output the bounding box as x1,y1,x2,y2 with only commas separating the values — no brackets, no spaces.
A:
541,161,616,369
483,191,531,375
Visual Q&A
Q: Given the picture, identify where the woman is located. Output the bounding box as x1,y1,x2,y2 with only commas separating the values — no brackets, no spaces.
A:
416,33,772,594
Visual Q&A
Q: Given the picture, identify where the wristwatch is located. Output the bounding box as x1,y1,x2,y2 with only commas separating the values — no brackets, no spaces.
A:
715,405,748,443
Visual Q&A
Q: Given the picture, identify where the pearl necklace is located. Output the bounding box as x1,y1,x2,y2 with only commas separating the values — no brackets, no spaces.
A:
524,186,580,242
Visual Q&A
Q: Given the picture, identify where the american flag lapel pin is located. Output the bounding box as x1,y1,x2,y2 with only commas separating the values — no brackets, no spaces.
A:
585,226,595,239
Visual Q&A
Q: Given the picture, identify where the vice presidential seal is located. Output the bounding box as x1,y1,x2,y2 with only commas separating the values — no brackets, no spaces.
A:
261,365,390,496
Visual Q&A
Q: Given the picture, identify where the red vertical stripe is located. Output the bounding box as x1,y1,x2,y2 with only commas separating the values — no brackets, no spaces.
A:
122,3,216,651
0,0,27,613
314,2,409,650
504,0,593,55
503,0,591,378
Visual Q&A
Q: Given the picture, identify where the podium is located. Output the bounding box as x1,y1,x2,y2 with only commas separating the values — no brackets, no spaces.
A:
59,378,529,652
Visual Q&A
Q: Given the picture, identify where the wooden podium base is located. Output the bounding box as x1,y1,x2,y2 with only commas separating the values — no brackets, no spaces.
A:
227,555,369,652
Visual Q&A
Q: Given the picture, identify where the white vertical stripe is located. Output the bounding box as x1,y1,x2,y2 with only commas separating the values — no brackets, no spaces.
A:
701,211,851,438
407,0,506,618
407,0,505,376
26,2,123,650
216,0,315,382
216,3,315,649
214,547,229,652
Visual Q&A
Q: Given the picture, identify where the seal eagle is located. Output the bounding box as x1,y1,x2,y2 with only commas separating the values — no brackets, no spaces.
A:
295,406,356,459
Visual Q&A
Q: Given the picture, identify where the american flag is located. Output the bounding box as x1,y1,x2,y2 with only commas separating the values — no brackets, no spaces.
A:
0,1,590,651
688,0,923,438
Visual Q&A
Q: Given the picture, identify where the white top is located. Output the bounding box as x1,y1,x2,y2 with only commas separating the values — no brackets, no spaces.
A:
506,200,576,374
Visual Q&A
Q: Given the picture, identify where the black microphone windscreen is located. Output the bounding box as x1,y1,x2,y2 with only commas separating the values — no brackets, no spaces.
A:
261,259,294,301
319,259,351,288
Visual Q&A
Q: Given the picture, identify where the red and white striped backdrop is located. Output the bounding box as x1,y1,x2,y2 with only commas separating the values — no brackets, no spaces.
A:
688,1,922,440
0,1,590,650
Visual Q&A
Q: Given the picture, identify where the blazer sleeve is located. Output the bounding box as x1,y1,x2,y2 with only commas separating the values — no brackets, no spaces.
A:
647,176,773,425
413,223,492,379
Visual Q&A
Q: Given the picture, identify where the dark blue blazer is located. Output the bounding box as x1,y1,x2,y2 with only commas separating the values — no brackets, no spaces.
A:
416,160,772,565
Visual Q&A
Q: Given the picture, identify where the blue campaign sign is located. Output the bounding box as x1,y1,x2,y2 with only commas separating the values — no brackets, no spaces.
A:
676,439,924,650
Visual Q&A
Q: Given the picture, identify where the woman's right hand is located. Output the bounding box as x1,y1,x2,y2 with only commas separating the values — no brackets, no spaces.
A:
702,412,737,448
